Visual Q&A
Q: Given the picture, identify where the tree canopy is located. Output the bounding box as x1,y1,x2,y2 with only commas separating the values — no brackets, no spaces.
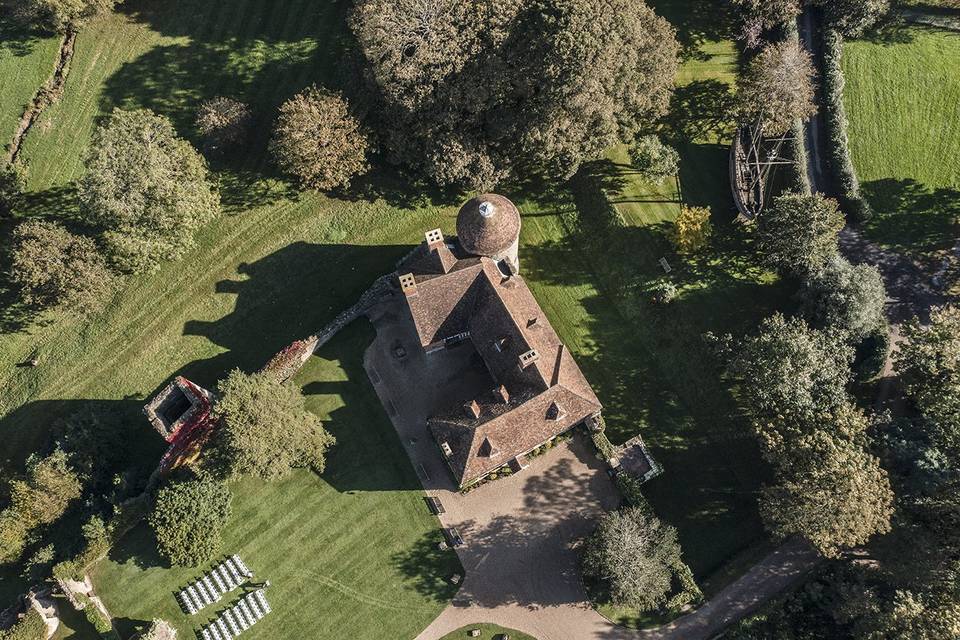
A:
737,39,817,136
798,254,886,343
211,369,336,481
4,0,117,32
628,135,679,184
756,193,844,276
80,108,220,273
270,86,370,191
9,220,117,313
351,0,679,188
731,0,802,47
150,474,232,567
196,97,252,155
670,205,713,255
0,449,82,563
582,506,683,611
896,306,960,455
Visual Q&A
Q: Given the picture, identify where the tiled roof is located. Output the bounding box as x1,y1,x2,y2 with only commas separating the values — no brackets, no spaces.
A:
456,194,521,257
400,240,602,486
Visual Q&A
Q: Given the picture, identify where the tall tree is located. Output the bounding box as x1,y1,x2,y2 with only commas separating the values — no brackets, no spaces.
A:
724,313,852,449
896,306,960,455
351,0,679,188
270,86,370,191
150,474,232,567
211,369,336,481
730,0,803,48
814,0,890,37
798,254,886,343
760,417,893,557
80,108,220,273
195,97,252,155
9,220,117,313
737,39,817,136
582,507,684,611
756,193,844,276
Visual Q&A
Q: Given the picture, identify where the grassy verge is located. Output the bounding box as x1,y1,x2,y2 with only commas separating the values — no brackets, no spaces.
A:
90,322,461,640
842,24,960,257
440,624,537,640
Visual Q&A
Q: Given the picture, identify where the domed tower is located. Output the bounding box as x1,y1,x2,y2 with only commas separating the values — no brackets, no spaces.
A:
456,193,522,274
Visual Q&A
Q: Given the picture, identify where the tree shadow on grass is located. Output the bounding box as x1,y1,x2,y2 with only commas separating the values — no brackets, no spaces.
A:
389,531,462,604
861,178,960,258
520,160,779,577
105,521,167,571
0,16,50,57
647,0,736,60
661,80,736,146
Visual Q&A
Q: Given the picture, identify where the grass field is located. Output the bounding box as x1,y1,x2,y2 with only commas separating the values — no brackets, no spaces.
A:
90,323,460,639
0,18,61,148
0,0,782,632
842,24,960,258
440,624,536,640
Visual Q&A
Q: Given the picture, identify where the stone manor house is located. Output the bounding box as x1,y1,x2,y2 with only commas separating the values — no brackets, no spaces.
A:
396,194,604,487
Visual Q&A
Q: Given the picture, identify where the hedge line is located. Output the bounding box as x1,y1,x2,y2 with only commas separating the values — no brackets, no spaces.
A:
821,26,873,222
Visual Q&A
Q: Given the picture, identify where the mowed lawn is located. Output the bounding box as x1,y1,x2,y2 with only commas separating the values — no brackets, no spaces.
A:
440,624,536,640
842,25,960,258
0,17,61,147
0,0,783,631
90,323,461,640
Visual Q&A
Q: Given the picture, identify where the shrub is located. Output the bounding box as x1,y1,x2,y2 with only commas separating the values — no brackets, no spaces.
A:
821,28,872,221
9,220,117,313
211,369,336,481
0,608,46,640
815,0,890,37
150,474,232,567
650,280,678,304
80,108,220,273
195,97,253,155
628,135,679,183
670,205,712,255
270,86,369,191
21,544,56,582
855,326,889,382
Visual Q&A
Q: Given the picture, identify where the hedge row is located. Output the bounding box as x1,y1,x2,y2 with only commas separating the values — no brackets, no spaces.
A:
821,26,873,222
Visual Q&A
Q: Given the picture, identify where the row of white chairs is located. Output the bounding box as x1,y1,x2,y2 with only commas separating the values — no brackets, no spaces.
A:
200,590,271,640
178,556,254,615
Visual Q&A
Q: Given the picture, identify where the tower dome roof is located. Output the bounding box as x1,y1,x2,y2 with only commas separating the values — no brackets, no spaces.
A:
456,194,521,257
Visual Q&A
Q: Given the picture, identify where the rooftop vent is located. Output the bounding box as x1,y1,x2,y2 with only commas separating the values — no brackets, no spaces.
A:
546,401,566,421
518,349,540,369
440,441,453,457
464,399,481,419
493,336,511,353
527,317,539,328
399,273,418,297
425,228,444,246
478,437,499,457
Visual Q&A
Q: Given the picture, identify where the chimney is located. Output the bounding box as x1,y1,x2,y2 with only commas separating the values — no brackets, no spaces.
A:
494,384,510,404
440,441,453,457
464,399,481,419
518,349,540,369
425,228,444,247
399,273,417,297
